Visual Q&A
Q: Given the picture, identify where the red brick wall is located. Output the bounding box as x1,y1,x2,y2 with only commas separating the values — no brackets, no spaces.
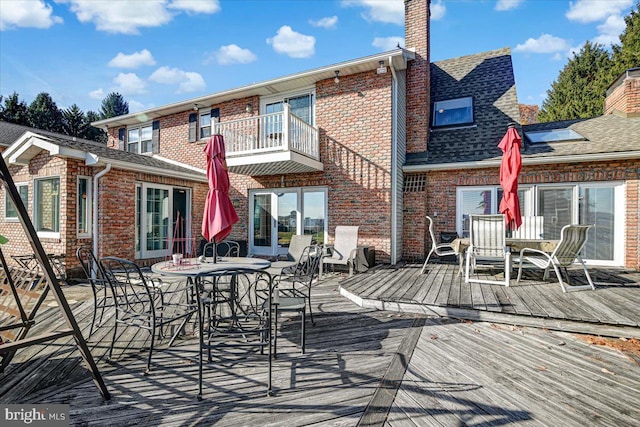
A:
605,77,640,116
421,161,640,269
405,0,430,154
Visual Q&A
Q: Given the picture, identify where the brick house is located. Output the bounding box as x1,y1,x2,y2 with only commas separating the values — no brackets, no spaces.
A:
0,121,208,276
3,0,637,271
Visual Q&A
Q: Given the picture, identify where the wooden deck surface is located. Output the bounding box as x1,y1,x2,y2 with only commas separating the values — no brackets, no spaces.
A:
0,265,639,426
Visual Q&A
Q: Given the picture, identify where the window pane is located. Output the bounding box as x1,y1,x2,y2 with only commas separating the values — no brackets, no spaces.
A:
459,189,494,237
277,193,297,247
253,194,272,248
5,185,28,219
433,97,473,127
303,191,325,244
200,113,211,139
537,188,572,240
146,188,169,252
580,187,615,261
136,186,141,253
35,178,60,232
288,94,312,124
141,125,153,153
78,178,89,234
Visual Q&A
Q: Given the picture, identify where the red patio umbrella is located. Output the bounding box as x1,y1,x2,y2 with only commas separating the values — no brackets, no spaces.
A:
202,134,239,255
498,125,523,230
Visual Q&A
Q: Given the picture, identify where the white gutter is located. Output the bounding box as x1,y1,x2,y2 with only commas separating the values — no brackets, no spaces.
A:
86,156,207,182
93,164,111,267
389,55,399,265
403,150,640,172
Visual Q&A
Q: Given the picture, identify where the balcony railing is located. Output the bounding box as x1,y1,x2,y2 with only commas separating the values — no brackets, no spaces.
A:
214,104,319,161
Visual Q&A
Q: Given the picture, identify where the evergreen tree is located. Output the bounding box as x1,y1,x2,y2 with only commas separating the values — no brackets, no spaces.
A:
2,92,30,125
611,1,640,78
99,92,129,119
62,104,88,137
85,110,107,144
539,41,613,122
28,92,63,132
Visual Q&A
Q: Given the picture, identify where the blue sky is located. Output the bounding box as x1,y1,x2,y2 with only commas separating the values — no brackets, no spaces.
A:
0,0,635,114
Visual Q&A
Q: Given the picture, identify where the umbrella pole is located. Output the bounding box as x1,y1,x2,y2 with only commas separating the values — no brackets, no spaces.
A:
213,239,217,264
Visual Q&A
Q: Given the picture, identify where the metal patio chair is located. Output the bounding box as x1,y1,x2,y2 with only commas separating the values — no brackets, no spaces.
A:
76,247,112,336
465,214,511,286
421,216,460,274
516,224,596,293
320,226,359,278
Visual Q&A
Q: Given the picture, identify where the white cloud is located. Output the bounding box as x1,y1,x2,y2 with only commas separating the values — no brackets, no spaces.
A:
495,0,524,12
0,0,63,31
372,36,404,51
566,0,632,23
341,0,404,25
149,66,205,93
127,99,147,113
167,0,220,14
215,45,257,65
89,88,105,100
113,72,147,95
309,16,338,29
593,14,626,46
267,26,315,58
514,34,570,54
430,0,446,20
108,49,156,69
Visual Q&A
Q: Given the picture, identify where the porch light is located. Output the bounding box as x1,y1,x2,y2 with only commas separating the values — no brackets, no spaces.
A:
334,70,340,84
245,103,253,114
377,60,387,74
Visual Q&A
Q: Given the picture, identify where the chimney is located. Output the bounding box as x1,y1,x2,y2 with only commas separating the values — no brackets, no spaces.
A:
604,68,640,118
405,0,431,154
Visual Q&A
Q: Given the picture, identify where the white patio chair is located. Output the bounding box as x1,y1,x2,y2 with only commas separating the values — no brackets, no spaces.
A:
511,216,544,239
320,226,359,278
420,216,460,275
268,234,313,275
465,214,511,286
516,224,595,293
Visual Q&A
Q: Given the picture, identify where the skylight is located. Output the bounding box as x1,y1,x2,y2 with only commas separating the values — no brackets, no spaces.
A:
525,128,585,144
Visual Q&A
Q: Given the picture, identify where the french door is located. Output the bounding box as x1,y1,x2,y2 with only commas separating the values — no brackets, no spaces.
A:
249,187,326,257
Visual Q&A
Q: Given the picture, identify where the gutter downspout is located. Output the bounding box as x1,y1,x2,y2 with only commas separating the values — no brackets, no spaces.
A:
93,164,111,269
389,55,399,264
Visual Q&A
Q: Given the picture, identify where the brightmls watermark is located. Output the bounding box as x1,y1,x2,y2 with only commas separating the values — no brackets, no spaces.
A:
1,405,69,426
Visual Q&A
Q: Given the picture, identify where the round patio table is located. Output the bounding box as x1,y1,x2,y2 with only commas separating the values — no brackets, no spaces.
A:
151,257,271,276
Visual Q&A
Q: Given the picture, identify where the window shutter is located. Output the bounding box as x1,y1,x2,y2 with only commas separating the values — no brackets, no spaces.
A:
118,128,125,150
211,108,220,134
152,120,160,153
188,113,197,142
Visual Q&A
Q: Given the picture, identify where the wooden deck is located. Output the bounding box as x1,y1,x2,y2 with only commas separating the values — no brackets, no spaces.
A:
0,265,639,426
341,263,640,339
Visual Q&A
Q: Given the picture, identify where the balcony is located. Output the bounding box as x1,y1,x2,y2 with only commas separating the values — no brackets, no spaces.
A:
216,104,323,176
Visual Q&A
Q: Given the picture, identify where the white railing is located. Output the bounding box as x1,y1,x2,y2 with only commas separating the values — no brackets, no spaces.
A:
214,104,319,161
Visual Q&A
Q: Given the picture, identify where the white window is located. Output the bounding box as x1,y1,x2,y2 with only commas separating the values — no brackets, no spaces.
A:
5,183,28,221
199,110,211,140
34,177,60,237
433,97,473,127
77,177,92,237
135,183,192,259
127,124,153,153
261,88,315,125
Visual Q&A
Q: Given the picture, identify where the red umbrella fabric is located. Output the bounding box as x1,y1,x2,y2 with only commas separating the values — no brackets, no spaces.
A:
498,126,523,230
202,134,239,243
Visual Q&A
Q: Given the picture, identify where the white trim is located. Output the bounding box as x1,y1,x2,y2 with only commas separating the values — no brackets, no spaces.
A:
151,155,206,174
5,182,28,222
34,176,61,239
77,176,92,238
389,57,398,264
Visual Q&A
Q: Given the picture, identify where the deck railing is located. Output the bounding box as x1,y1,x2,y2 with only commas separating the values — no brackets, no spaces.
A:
214,104,319,160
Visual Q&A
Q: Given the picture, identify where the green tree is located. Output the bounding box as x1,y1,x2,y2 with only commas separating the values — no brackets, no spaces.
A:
85,110,107,143
539,41,613,122
2,92,30,125
28,92,63,132
611,1,640,78
100,92,129,119
61,104,88,137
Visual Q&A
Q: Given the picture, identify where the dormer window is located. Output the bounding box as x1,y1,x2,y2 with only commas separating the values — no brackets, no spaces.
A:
432,97,474,128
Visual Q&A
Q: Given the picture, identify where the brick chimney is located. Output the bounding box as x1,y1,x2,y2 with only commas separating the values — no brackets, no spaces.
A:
604,68,640,118
405,0,431,153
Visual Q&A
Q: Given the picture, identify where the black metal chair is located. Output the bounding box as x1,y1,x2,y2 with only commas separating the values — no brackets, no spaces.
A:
194,268,274,399
99,256,196,374
201,240,240,261
76,247,112,336
272,244,322,355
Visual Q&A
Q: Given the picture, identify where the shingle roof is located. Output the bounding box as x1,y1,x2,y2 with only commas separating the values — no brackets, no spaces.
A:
406,47,520,167
0,120,204,179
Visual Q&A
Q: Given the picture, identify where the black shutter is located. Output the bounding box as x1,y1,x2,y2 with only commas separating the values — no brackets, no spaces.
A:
118,128,125,150
188,113,197,143
152,120,160,153
211,108,220,135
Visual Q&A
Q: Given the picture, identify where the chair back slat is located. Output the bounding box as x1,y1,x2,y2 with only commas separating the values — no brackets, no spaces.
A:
552,225,591,266
470,214,506,258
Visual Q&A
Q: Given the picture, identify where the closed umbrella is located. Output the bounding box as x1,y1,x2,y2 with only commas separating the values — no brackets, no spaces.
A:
498,124,523,230
202,134,239,259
